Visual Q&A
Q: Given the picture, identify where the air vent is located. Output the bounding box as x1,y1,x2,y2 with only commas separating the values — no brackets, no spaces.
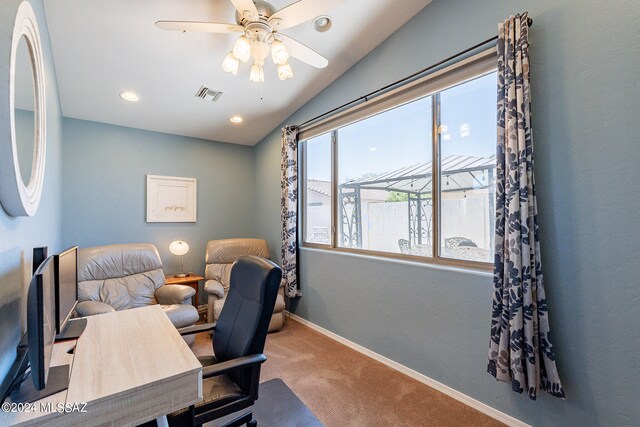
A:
195,86,223,102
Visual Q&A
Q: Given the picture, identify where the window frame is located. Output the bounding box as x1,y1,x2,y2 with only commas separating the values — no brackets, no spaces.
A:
299,48,497,271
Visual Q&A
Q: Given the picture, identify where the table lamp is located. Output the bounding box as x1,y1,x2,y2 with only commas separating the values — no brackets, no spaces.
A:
169,240,189,278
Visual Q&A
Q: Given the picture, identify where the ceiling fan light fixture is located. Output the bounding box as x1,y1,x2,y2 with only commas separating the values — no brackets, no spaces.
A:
251,40,270,65
277,62,293,80
250,64,264,83
233,35,251,63
271,39,289,65
222,51,239,75
158,0,336,84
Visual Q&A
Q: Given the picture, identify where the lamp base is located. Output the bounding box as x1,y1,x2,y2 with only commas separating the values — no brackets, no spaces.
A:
175,273,187,278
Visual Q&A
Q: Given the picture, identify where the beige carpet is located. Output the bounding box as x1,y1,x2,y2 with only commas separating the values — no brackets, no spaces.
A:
192,318,504,427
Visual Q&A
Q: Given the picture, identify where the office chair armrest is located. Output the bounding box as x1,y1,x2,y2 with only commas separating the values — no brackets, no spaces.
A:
177,322,216,336
203,280,225,299
76,301,116,317
156,285,195,305
202,354,267,379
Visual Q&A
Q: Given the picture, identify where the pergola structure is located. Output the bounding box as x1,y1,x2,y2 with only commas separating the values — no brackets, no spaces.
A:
338,154,497,249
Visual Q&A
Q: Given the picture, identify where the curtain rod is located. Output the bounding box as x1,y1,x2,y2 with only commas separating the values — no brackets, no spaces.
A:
297,16,533,130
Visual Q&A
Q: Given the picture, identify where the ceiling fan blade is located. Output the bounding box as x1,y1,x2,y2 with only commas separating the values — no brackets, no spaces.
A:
269,0,347,30
155,21,244,33
279,34,328,69
229,0,259,21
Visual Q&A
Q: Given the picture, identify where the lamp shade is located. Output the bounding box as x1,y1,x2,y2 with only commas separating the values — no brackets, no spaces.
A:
222,51,239,75
277,62,293,80
233,36,251,63
169,240,189,256
271,40,289,65
250,64,264,83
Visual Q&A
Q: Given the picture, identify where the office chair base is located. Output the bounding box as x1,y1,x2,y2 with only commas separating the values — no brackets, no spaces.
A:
219,411,254,427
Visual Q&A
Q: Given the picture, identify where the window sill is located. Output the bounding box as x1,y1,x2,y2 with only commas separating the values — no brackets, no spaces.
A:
299,245,493,278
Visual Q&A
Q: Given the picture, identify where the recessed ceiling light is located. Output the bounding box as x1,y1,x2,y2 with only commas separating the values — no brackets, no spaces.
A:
312,16,332,32
229,115,243,124
119,91,139,102
369,147,377,152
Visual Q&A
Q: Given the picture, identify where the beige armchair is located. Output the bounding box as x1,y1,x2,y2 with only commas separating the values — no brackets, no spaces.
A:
75,243,200,344
203,238,285,332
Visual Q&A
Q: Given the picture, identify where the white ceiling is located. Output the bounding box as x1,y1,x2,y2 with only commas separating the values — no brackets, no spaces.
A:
44,0,431,146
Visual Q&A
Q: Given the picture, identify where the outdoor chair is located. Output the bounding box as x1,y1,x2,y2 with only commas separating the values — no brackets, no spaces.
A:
398,239,411,254
444,237,478,248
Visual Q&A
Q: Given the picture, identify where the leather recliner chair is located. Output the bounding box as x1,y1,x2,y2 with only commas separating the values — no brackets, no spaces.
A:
203,238,285,332
75,243,200,344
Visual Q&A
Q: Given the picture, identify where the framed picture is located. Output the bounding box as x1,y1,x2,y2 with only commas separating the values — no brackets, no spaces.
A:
146,175,197,223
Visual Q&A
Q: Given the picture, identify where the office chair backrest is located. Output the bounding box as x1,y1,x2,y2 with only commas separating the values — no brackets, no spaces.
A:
213,256,282,364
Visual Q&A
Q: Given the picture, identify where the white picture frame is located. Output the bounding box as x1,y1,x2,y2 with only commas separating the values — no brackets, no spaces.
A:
146,175,197,223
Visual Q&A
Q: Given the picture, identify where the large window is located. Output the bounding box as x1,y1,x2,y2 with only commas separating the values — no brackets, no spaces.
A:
302,132,332,245
438,73,496,263
301,50,496,268
337,97,433,253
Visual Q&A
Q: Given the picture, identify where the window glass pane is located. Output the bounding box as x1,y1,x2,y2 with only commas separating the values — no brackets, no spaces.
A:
439,72,497,263
337,97,433,255
303,132,332,244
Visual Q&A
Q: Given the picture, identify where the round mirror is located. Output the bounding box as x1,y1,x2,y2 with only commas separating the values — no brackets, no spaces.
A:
15,35,36,186
0,1,46,217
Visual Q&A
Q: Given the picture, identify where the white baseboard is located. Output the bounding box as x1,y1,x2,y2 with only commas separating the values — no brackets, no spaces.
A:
286,312,529,427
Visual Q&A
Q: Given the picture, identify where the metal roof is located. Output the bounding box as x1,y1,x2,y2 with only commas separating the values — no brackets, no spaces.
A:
340,154,496,194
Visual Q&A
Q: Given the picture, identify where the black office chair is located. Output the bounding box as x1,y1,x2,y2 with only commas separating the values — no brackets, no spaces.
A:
168,255,282,427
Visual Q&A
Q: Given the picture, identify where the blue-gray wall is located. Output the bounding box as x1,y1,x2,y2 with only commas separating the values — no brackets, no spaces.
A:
61,118,256,295
0,0,63,384
254,0,640,425
3,0,639,424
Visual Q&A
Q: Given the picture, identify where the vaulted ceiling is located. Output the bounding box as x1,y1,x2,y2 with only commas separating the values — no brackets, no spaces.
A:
43,0,431,145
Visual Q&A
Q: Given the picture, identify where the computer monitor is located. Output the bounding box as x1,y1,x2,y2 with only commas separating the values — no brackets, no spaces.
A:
28,257,56,389
10,256,70,403
32,246,48,275
54,246,86,341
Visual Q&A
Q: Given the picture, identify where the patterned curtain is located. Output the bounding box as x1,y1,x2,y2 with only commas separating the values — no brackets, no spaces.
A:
280,125,301,298
487,13,564,400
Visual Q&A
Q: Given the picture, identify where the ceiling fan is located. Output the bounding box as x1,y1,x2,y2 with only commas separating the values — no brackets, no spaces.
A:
156,0,347,83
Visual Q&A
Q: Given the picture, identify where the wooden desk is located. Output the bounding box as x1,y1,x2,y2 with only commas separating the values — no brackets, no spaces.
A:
165,274,204,309
0,305,202,426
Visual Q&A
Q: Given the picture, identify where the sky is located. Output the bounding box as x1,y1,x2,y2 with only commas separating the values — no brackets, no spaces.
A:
304,72,497,183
